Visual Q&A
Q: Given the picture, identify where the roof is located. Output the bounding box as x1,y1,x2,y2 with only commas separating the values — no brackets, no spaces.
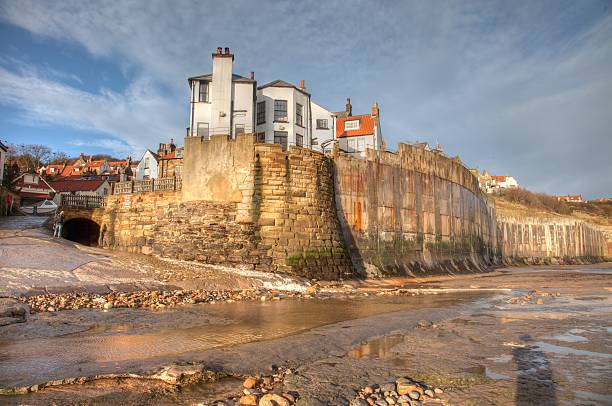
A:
491,176,507,182
0,141,7,152
11,173,56,192
257,80,310,96
85,160,105,168
61,165,84,176
336,115,376,138
50,179,107,192
40,164,65,175
20,191,52,199
187,73,256,84
108,161,128,166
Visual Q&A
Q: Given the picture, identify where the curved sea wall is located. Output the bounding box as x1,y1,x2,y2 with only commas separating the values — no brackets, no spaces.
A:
333,143,500,277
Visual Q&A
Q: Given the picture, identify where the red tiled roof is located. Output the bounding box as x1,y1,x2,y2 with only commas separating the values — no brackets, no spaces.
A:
491,176,507,182
41,164,65,175
49,179,106,192
20,191,52,198
85,160,105,168
61,165,84,176
336,115,376,138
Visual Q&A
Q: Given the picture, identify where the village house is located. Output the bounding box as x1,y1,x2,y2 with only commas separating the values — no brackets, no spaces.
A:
490,175,519,192
335,98,383,158
188,47,256,139
558,195,583,203
0,141,7,184
135,150,159,180
187,48,337,152
157,139,183,178
11,173,56,205
49,178,110,206
38,163,67,178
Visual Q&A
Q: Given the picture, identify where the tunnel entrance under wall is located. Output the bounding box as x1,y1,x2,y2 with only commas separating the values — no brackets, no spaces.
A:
63,218,100,246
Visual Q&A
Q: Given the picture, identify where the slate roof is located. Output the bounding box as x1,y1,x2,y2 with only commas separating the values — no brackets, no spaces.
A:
257,80,310,96
187,73,255,83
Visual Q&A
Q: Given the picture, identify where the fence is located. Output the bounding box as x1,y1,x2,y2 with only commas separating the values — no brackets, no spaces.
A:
112,176,182,195
61,194,106,208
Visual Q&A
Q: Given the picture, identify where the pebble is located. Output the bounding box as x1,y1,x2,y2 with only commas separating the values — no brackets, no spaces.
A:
259,393,289,406
243,377,258,389
354,378,445,406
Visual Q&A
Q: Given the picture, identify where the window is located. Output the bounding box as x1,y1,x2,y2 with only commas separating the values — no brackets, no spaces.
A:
345,120,360,130
144,157,150,169
103,188,108,195
235,124,245,135
257,132,266,143
274,100,288,122
296,103,303,126
199,82,209,102
274,131,288,151
316,119,328,129
357,139,365,151
296,134,303,147
257,101,266,124
197,122,209,139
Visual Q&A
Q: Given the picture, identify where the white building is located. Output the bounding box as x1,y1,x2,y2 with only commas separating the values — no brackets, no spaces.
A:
311,101,335,153
255,80,312,150
335,98,383,158
135,150,159,180
187,47,256,139
0,141,7,183
490,175,519,192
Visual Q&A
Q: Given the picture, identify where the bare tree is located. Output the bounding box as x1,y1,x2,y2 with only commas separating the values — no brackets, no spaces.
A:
7,143,53,171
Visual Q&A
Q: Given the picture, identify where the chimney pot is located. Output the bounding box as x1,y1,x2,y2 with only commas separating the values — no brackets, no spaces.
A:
372,101,379,117
224,47,230,54
250,71,255,80
346,97,352,116
299,79,305,89
216,47,222,54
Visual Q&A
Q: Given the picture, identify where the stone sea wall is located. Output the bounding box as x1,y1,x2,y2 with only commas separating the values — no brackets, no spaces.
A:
62,135,609,279
333,144,499,277
496,211,608,264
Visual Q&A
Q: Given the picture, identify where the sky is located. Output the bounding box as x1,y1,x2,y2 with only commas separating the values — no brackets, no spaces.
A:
0,0,611,199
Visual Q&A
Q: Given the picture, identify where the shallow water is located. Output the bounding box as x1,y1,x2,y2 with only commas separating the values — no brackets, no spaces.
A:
0,292,481,389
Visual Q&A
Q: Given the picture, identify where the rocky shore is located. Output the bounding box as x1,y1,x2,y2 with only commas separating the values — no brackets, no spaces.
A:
351,378,445,405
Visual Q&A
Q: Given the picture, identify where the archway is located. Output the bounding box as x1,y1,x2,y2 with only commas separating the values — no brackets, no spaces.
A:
62,218,101,246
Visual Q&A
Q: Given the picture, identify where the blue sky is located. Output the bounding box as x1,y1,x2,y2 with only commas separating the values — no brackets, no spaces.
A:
1,0,611,199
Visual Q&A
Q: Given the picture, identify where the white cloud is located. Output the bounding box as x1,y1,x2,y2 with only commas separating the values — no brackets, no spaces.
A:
0,0,610,198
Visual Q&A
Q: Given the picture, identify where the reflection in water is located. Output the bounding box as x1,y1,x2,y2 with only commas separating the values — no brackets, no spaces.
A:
348,334,405,359
0,293,479,388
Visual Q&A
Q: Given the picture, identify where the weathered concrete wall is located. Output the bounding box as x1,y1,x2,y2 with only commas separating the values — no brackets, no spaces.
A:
496,211,608,264
334,144,499,277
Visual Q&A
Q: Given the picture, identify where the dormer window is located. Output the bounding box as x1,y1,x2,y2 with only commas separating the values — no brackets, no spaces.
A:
345,120,360,130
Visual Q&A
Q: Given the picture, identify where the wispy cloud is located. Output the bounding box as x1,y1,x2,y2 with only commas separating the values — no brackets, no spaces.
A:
0,0,610,198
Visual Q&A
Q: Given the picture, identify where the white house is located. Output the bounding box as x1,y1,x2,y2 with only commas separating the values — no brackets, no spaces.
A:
311,101,335,153
490,175,519,192
135,150,159,180
49,179,111,205
187,47,256,139
0,141,7,183
255,80,312,150
335,99,383,158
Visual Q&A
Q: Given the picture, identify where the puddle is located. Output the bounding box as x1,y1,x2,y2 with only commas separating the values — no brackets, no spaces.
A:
1,292,484,388
533,342,612,359
549,333,589,343
484,367,511,380
347,334,405,359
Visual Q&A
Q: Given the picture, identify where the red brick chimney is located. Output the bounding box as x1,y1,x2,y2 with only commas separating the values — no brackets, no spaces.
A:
299,79,305,89
216,47,222,54
346,97,352,116
372,101,379,117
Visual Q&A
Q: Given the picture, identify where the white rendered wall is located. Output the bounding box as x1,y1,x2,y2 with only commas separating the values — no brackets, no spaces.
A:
337,135,376,158
135,151,159,180
232,82,255,134
256,87,311,148
311,101,334,152
211,55,233,132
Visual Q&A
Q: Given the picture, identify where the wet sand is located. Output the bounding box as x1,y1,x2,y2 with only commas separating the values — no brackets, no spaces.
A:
0,265,610,405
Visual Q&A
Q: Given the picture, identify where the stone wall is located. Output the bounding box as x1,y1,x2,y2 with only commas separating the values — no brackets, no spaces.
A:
333,144,500,277
253,143,353,280
496,211,608,264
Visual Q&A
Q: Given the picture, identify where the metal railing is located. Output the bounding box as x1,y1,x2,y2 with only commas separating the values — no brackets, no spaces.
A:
112,176,182,195
61,194,106,208
186,126,255,138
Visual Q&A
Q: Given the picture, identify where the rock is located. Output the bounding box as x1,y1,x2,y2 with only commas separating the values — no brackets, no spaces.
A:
103,302,113,310
243,377,258,389
282,393,295,403
364,386,375,395
535,298,543,305
424,389,434,398
350,399,368,406
417,320,431,328
259,393,290,406
47,306,55,312
396,381,419,396
434,388,443,394
408,391,421,400
239,394,258,406
380,382,395,393
385,396,396,404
